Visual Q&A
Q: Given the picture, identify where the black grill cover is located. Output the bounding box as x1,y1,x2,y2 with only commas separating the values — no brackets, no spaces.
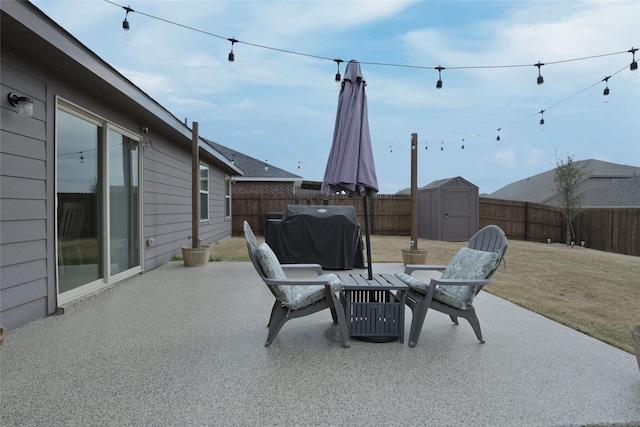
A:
265,205,365,269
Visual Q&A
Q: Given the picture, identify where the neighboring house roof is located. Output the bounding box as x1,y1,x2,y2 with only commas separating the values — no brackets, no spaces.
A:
560,175,640,208
204,139,302,182
487,159,640,206
396,176,477,195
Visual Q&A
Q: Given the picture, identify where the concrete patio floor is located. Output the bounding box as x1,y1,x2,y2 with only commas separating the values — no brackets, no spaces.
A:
1,261,639,426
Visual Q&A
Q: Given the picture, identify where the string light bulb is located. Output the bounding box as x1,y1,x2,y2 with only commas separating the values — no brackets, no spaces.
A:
496,128,501,141
334,59,344,82
228,38,238,62
122,6,133,31
435,66,445,89
389,145,393,153
629,47,638,79
440,141,444,151
80,151,85,163
264,160,268,172
297,161,301,170
535,61,544,85
602,76,610,96
424,141,428,150
539,110,545,125
629,47,638,70
461,138,465,150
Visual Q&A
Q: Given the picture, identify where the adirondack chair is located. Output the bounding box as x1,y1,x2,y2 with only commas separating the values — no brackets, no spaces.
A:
58,202,84,270
243,221,350,348
395,225,508,348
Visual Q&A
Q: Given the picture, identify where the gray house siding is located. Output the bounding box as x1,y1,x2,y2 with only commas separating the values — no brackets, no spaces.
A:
141,143,232,270
1,51,51,330
142,142,192,270
1,1,240,331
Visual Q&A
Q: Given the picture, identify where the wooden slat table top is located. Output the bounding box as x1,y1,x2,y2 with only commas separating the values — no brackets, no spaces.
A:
338,273,409,291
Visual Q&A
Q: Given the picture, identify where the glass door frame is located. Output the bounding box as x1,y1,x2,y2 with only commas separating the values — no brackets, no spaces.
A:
55,98,144,305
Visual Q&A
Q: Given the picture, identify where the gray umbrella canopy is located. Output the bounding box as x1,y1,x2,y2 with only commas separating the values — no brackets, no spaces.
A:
322,60,378,198
322,60,378,279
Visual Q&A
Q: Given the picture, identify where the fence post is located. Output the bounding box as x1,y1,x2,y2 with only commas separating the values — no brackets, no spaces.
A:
524,202,529,241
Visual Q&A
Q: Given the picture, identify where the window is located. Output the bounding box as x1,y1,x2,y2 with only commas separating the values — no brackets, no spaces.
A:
225,176,231,218
200,163,209,221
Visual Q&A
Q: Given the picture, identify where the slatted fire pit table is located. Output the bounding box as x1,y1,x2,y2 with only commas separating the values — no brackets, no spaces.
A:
338,273,408,343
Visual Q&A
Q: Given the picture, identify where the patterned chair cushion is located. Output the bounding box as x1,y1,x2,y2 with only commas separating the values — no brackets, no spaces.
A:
256,243,344,310
256,242,291,302
286,274,344,310
394,247,501,310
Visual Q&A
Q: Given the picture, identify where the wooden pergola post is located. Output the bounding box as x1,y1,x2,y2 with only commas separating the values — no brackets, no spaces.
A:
410,132,418,250
192,121,199,249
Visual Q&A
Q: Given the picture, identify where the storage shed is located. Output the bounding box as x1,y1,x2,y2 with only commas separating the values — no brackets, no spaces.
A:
418,177,479,242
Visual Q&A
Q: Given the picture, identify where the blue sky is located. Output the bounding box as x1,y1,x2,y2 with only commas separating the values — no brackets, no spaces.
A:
32,0,640,194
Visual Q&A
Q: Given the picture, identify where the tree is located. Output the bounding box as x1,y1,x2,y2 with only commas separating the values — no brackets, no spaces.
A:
553,155,586,245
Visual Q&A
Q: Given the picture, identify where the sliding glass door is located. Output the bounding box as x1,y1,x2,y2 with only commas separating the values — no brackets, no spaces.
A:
56,109,103,293
109,128,140,275
56,104,141,301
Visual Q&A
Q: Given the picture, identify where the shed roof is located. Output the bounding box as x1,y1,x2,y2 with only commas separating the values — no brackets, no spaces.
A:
397,176,477,194
422,176,478,190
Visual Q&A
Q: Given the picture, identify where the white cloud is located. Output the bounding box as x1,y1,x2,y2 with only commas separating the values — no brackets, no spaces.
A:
233,100,254,111
119,69,174,95
493,150,517,168
525,148,545,167
30,0,640,196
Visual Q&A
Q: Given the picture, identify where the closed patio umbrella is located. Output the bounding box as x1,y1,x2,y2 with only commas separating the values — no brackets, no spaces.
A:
322,60,378,279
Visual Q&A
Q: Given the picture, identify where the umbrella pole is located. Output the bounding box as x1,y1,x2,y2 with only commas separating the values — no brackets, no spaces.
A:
363,195,373,280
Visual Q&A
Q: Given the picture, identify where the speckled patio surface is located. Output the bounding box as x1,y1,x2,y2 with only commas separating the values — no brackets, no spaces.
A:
1,262,638,427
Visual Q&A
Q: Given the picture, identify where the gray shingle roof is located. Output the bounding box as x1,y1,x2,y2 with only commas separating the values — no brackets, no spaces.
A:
396,176,477,194
575,175,640,207
487,159,639,206
203,139,302,180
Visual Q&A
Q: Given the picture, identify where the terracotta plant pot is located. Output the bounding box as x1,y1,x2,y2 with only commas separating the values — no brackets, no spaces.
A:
181,246,211,267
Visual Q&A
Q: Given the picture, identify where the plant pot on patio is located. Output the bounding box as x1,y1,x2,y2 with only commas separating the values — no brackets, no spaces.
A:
401,248,428,266
181,245,211,267
0,326,6,352
632,325,640,372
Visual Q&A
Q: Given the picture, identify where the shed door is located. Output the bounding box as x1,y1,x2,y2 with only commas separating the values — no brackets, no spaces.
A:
443,189,472,241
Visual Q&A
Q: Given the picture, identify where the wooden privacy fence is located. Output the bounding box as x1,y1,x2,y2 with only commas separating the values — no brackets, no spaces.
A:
232,193,412,237
232,193,639,256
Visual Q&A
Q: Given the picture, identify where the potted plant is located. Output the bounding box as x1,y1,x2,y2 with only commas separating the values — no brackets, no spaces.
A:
182,240,211,267
401,240,428,266
632,326,640,372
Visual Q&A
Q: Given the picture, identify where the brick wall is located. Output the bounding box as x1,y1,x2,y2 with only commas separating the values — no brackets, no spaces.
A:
232,181,295,195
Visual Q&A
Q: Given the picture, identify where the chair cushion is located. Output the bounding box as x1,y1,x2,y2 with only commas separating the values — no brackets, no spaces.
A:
256,242,291,302
394,272,470,310
256,243,343,310
439,247,502,304
394,247,501,310
286,273,344,310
